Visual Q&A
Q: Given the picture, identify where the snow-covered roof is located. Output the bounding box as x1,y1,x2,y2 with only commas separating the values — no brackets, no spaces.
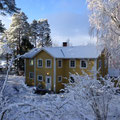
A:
23,45,103,59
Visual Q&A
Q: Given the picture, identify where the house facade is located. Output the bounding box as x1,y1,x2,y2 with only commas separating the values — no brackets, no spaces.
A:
23,45,108,93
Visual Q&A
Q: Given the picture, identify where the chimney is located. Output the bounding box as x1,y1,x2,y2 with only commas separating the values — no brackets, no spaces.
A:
63,42,67,47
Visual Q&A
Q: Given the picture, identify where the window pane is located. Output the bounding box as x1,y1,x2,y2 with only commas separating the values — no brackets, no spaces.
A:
46,60,51,67
81,60,87,68
30,73,34,79
70,60,75,67
47,78,50,83
30,60,33,66
38,75,42,81
58,60,62,67
58,76,62,82
38,60,42,67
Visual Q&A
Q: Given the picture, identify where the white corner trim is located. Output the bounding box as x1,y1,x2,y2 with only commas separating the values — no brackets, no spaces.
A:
54,58,56,92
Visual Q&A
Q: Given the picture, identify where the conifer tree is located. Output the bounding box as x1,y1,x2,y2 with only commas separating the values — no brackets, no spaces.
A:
30,19,52,48
0,0,19,15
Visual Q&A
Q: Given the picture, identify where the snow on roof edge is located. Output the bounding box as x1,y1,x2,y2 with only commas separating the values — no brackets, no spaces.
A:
23,45,103,59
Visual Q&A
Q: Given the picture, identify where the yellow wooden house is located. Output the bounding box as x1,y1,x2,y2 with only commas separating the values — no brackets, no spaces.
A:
23,45,108,93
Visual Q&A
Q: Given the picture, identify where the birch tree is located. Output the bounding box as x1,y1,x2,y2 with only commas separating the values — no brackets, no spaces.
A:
87,0,120,67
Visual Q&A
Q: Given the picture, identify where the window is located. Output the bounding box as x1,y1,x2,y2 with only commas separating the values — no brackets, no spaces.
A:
29,59,34,66
37,75,43,81
80,60,87,68
29,72,34,79
98,60,102,68
58,76,62,82
70,60,76,68
37,59,43,68
58,59,62,68
70,76,75,83
46,59,52,68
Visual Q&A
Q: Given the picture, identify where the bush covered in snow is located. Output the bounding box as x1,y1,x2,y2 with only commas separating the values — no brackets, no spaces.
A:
0,74,120,120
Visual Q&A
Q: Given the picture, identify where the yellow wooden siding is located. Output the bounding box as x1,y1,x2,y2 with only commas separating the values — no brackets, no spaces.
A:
35,50,54,91
56,59,96,92
97,53,108,78
25,59,34,86
25,49,108,93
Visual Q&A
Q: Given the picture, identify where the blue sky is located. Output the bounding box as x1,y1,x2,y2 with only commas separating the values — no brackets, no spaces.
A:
1,0,96,46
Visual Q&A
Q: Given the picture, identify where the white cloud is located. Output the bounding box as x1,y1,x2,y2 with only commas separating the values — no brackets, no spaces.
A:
0,15,11,28
52,34,97,46
48,12,95,46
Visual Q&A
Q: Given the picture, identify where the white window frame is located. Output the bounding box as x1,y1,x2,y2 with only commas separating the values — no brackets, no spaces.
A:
58,76,62,82
37,75,43,81
80,60,87,69
29,72,34,79
29,59,34,66
37,59,43,68
58,59,62,68
69,59,76,68
46,59,52,68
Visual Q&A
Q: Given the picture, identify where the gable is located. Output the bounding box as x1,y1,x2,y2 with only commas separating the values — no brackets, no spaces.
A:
35,50,54,59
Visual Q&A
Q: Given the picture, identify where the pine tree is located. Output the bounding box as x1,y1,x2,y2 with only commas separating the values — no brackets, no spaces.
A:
30,19,52,48
0,20,5,33
3,12,30,73
18,36,34,71
30,20,38,48
37,19,52,47
5,12,29,49
0,0,19,15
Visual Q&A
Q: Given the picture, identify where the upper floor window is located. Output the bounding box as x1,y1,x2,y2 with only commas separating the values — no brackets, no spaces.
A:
46,59,52,68
29,59,34,66
37,59,43,68
80,60,87,68
69,60,76,68
29,72,34,79
37,75,43,81
58,59,62,68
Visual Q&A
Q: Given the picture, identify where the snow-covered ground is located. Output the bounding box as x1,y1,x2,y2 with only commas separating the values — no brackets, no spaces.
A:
0,75,120,120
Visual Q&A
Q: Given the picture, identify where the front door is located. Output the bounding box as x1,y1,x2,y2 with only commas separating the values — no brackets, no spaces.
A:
46,76,51,90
